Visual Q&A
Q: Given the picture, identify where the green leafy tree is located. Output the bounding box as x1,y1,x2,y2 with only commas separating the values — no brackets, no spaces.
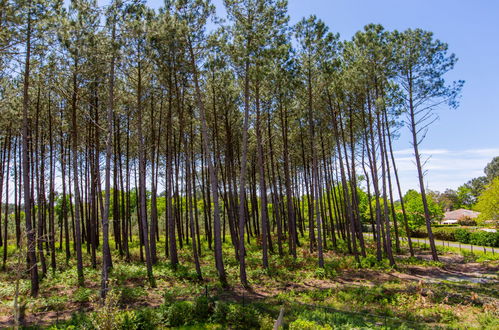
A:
456,176,488,208
484,156,499,182
403,189,444,231
454,158,499,210
456,184,474,208
475,178,499,221
431,189,460,211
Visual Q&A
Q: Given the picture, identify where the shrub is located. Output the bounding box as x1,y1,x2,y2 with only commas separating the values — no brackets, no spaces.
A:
315,267,326,279
55,312,93,329
470,231,499,247
163,301,194,327
454,228,471,244
225,304,261,329
412,226,499,247
119,286,146,303
359,254,390,269
192,296,214,323
73,287,94,303
409,227,428,239
115,310,139,330
133,308,159,330
412,227,456,241
432,227,457,241
458,217,477,226
259,315,275,330
90,291,120,330
210,301,229,324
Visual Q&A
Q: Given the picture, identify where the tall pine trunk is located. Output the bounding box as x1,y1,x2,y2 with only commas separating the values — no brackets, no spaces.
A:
21,1,39,295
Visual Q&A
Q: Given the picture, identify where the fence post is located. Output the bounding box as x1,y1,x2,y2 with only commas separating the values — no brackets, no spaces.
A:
274,307,284,330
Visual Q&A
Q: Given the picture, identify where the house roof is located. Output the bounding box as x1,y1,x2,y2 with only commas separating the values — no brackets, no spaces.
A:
443,209,480,220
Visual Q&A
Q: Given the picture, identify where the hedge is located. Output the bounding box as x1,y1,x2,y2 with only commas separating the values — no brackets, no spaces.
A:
410,226,499,247
469,231,499,247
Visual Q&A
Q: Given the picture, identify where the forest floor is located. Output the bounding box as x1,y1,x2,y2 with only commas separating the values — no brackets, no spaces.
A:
0,238,498,329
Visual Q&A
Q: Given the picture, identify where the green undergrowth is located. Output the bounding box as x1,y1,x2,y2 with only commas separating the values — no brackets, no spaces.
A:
0,235,498,329
50,294,273,330
46,279,499,329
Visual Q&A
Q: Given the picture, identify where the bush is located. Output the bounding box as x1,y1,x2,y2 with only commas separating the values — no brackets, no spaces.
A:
470,231,499,247
410,227,428,239
315,267,327,279
90,291,120,330
192,296,214,323
210,301,229,324
454,228,471,244
133,308,158,330
359,254,390,269
259,315,275,330
55,312,93,329
119,286,146,303
412,227,456,241
413,226,499,247
73,287,94,303
432,227,457,241
115,310,139,330
163,301,194,327
225,304,261,329
458,217,477,226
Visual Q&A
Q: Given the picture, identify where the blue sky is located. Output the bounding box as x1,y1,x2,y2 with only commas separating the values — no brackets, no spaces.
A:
113,0,499,192
285,0,499,193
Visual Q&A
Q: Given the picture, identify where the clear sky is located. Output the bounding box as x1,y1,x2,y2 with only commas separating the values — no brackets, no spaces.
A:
117,0,499,193
282,0,499,193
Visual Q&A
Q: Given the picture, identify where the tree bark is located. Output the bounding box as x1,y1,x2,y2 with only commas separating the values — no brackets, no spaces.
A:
21,1,39,295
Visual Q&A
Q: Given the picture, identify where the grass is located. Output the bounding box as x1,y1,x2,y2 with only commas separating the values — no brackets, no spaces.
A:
0,234,497,329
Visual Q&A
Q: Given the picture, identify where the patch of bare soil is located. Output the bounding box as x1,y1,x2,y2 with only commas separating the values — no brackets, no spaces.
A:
401,254,498,284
